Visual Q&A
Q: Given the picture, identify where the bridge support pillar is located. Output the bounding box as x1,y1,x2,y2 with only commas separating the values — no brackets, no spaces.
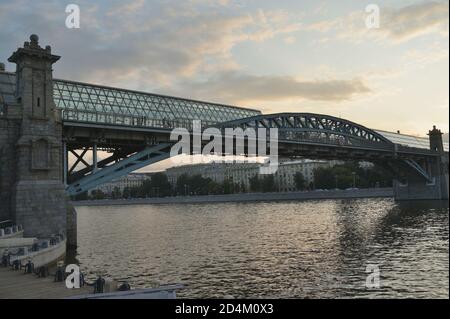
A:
6,35,68,238
394,126,449,201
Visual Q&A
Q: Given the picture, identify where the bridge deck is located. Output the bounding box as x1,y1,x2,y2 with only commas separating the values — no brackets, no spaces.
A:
0,267,91,299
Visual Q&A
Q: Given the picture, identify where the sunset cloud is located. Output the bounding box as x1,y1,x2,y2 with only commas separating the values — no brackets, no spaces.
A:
176,72,371,105
0,0,448,135
306,1,449,43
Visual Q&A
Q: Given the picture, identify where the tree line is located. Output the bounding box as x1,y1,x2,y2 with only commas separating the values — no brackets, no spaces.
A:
77,161,394,200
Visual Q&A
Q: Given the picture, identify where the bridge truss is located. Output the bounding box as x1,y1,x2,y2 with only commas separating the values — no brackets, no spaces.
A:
64,112,443,196
66,143,173,195
217,113,394,150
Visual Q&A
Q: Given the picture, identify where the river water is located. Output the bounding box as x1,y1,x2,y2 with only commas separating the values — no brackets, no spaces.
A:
71,198,449,298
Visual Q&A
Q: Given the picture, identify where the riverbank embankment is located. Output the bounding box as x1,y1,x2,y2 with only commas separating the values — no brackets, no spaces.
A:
73,188,393,207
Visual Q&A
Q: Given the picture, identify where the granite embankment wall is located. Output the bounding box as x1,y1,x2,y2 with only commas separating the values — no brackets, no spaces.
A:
73,188,394,207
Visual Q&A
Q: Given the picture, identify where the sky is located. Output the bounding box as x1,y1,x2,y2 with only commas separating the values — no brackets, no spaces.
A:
0,0,448,138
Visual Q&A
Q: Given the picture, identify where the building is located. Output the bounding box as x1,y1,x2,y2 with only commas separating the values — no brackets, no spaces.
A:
166,162,259,190
274,160,337,192
91,173,151,196
166,160,340,192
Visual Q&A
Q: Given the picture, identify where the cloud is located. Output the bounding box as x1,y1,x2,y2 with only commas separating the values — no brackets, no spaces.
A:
0,0,302,91
171,71,371,105
106,0,146,16
402,42,449,66
381,1,449,41
283,36,296,44
306,1,449,43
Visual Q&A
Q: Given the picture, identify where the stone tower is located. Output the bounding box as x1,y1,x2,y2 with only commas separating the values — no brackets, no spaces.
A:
7,35,67,238
429,125,444,153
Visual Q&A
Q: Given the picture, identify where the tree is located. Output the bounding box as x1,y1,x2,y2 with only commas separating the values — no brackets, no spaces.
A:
72,191,88,201
123,187,131,199
189,175,210,195
130,186,140,198
223,179,233,194
249,175,260,192
314,167,338,189
112,187,122,199
90,189,105,200
294,172,307,190
207,180,223,195
149,173,172,197
248,174,276,193
176,174,191,195
313,161,394,190
261,175,276,192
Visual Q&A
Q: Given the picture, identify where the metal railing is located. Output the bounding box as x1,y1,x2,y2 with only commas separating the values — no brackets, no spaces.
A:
61,109,217,130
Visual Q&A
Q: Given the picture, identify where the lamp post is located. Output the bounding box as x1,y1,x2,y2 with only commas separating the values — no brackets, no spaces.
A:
352,172,356,188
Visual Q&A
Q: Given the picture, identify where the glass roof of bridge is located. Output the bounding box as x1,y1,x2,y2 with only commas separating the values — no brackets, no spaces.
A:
377,130,449,152
1,72,449,151
0,72,15,115
53,79,261,126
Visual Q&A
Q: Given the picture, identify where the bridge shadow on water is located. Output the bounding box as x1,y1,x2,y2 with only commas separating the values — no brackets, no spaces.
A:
330,199,448,298
335,199,448,253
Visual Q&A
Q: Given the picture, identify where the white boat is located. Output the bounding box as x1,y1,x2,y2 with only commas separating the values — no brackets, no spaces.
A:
9,239,66,268
67,284,184,299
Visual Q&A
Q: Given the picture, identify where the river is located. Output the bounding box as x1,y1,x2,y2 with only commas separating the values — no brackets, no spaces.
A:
70,198,449,298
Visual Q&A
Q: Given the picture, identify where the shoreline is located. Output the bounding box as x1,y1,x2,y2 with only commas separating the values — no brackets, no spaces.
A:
72,188,393,206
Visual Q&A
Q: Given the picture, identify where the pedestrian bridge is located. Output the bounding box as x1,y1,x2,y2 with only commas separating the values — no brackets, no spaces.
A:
0,72,448,199
2,73,447,153
0,35,448,246
50,78,447,196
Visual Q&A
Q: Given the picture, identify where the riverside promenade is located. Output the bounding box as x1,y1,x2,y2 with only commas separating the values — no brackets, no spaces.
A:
0,267,91,299
73,188,393,206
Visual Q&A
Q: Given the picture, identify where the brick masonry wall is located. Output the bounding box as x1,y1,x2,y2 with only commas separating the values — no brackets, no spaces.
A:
4,36,69,239
0,118,20,222
13,180,67,238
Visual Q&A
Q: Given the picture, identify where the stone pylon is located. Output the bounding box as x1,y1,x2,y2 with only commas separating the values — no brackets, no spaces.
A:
7,35,67,238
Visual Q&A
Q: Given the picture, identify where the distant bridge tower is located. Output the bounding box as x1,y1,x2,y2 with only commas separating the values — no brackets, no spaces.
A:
5,35,67,237
429,125,445,153
393,126,449,201
428,126,449,200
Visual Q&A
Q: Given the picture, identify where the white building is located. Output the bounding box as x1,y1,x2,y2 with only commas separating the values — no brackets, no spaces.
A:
166,160,339,192
92,173,151,195
274,159,341,192
166,162,259,189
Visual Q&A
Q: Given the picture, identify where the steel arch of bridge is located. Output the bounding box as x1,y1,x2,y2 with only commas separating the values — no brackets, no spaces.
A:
217,113,394,150
65,113,440,196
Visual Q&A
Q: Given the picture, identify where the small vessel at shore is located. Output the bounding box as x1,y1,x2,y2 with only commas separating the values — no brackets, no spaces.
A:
0,222,24,239
67,284,184,299
1,225,66,269
1,221,184,299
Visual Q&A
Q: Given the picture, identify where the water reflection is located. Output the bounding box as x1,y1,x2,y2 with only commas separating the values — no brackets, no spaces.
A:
70,199,448,298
